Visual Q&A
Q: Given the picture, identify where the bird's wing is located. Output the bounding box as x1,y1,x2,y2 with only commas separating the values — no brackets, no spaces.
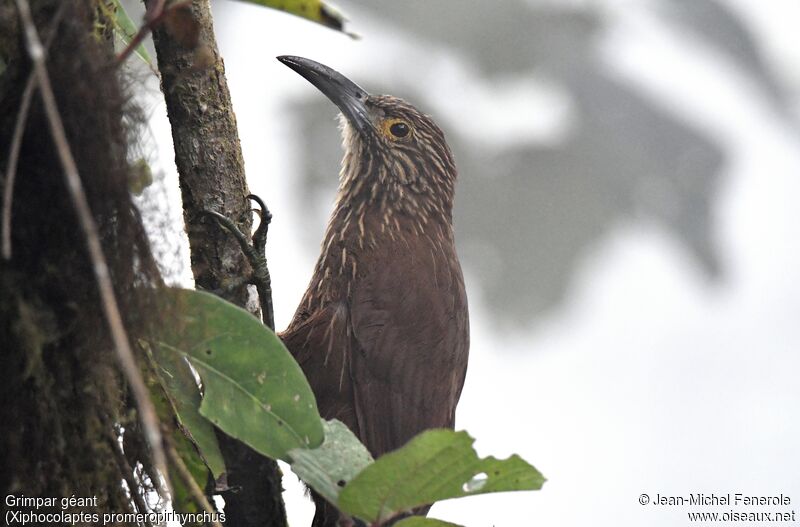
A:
349,241,469,457
280,301,359,431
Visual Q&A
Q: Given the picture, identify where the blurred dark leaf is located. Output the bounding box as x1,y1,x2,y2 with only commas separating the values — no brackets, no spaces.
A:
664,0,786,106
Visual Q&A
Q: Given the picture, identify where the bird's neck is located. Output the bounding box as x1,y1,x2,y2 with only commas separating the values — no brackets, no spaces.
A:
327,190,452,250
336,143,455,229
293,143,457,316
297,187,454,316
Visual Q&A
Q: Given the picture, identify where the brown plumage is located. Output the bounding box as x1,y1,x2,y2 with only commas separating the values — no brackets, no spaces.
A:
277,56,469,526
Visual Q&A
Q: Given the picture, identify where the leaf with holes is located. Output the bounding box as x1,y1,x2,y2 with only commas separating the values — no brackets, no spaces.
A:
146,287,324,461
235,0,357,37
289,419,374,506
337,429,545,523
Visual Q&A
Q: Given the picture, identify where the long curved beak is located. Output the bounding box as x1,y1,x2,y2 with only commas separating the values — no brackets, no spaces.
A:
277,55,372,137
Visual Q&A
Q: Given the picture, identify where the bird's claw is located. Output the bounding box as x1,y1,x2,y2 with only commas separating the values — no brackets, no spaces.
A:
202,194,275,329
248,193,271,256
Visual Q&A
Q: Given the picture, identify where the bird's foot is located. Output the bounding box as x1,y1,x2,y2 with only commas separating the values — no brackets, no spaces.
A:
202,194,275,328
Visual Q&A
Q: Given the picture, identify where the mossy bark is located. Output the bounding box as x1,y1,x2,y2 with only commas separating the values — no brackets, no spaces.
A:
0,0,162,521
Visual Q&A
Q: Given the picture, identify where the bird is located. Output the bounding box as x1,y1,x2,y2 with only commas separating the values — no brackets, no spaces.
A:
277,56,469,527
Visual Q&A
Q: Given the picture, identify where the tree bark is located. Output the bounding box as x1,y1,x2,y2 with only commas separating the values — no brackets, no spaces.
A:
146,1,287,526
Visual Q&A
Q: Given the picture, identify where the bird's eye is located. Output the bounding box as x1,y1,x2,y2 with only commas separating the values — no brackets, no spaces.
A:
389,121,410,138
381,118,413,141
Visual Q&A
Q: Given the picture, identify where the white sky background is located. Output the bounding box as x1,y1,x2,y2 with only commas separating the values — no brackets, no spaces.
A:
140,0,800,524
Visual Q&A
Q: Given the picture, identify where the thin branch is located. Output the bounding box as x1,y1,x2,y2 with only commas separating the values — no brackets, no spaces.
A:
13,0,169,493
116,0,191,65
2,3,66,260
147,0,168,22
1,73,35,260
165,437,223,527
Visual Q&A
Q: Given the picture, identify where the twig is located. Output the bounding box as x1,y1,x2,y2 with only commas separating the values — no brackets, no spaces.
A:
13,0,170,493
2,3,66,260
116,0,192,65
165,436,223,527
148,0,168,22
1,73,35,260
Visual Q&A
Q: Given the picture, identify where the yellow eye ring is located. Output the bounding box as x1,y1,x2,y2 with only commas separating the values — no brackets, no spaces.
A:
382,118,412,140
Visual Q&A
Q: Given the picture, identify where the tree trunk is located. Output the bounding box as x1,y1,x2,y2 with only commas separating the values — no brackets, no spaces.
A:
146,1,287,525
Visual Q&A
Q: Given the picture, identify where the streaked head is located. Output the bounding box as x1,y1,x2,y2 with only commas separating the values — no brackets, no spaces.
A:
278,55,457,216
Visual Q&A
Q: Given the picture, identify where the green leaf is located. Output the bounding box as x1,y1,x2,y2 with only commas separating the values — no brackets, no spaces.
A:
108,0,151,64
289,419,373,506
143,351,214,512
338,430,545,523
394,519,463,527
236,0,357,37
147,287,324,461
144,341,226,478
